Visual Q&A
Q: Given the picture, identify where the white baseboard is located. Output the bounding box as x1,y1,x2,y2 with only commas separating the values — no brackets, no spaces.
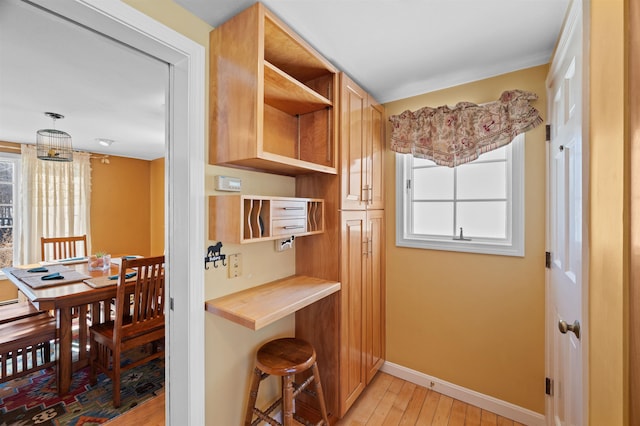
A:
380,361,546,426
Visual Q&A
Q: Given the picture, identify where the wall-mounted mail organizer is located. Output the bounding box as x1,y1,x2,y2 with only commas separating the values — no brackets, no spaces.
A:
209,195,324,244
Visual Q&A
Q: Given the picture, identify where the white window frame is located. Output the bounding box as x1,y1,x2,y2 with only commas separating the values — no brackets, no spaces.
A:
396,133,525,256
0,152,21,275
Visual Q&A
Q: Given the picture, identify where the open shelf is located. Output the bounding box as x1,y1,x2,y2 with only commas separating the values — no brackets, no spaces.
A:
210,2,338,176
263,15,332,83
264,62,332,115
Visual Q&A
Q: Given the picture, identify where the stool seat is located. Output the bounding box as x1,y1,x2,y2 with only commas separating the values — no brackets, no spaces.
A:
257,337,315,376
245,337,330,426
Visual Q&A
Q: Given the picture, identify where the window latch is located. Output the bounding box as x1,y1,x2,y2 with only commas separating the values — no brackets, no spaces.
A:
453,227,472,241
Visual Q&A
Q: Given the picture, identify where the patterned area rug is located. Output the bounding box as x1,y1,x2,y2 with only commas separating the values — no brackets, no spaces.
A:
0,348,164,426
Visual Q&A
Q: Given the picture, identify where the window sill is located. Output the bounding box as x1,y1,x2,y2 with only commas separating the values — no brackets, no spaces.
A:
396,236,524,257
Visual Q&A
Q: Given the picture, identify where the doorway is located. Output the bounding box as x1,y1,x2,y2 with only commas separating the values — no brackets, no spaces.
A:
545,0,588,424
23,0,206,424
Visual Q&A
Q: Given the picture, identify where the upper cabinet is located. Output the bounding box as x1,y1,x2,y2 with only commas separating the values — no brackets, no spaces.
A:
210,3,339,176
340,74,385,210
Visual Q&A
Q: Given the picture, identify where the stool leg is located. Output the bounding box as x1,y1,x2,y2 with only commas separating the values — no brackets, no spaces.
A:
312,363,330,425
245,367,262,426
282,374,295,426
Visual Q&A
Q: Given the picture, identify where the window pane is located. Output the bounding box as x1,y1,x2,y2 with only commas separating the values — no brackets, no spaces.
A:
477,145,507,161
457,201,507,238
413,167,454,200
412,202,453,236
413,157,436,167
457,162,506,200
0,162,13,183
0,183,12,204
0,205,12,226
0,228,12,268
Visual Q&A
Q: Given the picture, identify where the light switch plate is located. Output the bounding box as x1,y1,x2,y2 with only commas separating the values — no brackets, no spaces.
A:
228,253,242,278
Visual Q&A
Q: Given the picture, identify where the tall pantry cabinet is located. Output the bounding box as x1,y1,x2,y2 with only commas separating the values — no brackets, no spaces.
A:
296,73,385,421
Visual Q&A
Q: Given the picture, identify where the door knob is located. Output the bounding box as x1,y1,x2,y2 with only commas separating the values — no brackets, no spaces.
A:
558,319,581,339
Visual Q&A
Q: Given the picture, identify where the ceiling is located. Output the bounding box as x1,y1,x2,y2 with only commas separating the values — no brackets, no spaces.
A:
0,0,167,160
176,0,570,103
0,0,569,160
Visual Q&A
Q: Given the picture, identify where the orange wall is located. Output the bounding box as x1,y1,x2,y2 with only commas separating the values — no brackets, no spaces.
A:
384,65,548,413
150,157,165,256
0,280,17,301
90,155,153,257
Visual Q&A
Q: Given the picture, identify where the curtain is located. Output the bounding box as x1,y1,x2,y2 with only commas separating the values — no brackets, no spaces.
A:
389,89,543,167
17,145,92,264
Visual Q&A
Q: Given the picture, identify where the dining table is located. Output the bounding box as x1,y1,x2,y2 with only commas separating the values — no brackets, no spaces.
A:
2,257,135,395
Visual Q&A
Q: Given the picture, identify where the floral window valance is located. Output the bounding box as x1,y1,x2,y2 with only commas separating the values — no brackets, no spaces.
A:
389,90,543,167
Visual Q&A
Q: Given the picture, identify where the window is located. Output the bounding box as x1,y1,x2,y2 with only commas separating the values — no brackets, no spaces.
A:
0,153,20,269
396,134,524,256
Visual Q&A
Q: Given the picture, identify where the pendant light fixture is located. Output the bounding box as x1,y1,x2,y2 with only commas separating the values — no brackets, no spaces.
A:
36,112,73,162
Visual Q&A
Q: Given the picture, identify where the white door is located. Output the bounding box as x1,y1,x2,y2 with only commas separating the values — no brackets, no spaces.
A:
546,1,587,425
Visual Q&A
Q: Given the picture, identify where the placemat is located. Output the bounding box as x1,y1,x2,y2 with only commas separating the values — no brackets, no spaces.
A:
41,257,89,266
84,271,138,288
8,264,72,279
110,255,143,266
20,270,92,289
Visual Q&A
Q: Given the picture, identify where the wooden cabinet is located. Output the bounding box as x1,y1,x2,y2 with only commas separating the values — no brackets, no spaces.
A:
210,2,339,176
368,102,385,210
364,210,385,383
340,73,385,210
295,200,385,420
295,75,385,421
338,210,385,410
339,211,367,410
209,195,324,244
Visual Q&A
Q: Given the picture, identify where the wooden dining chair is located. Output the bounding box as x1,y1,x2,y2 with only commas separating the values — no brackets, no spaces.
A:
89,255,165,407
40,235,90,341
40,235,88,261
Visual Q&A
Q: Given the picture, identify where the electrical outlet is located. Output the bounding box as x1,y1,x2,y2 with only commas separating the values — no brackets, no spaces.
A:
228,253,242,278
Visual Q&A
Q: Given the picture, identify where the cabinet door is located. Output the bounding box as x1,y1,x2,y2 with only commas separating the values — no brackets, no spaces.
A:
339,211,366,416
366,101,385,210
365,210,385,383
340,74,367,210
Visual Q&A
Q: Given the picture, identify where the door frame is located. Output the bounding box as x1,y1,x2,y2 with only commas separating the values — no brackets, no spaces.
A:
24,1,206,424
630,0,640,421
544,0,590,423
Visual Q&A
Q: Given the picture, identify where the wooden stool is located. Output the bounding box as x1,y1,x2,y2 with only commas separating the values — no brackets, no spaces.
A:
245,337,330,426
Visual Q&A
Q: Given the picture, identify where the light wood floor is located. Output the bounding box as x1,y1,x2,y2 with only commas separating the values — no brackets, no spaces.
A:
105,389,165,426
104,372,525,425
337,372,525,426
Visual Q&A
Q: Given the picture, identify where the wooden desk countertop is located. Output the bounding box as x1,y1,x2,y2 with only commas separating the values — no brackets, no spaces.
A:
204,275,340,330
